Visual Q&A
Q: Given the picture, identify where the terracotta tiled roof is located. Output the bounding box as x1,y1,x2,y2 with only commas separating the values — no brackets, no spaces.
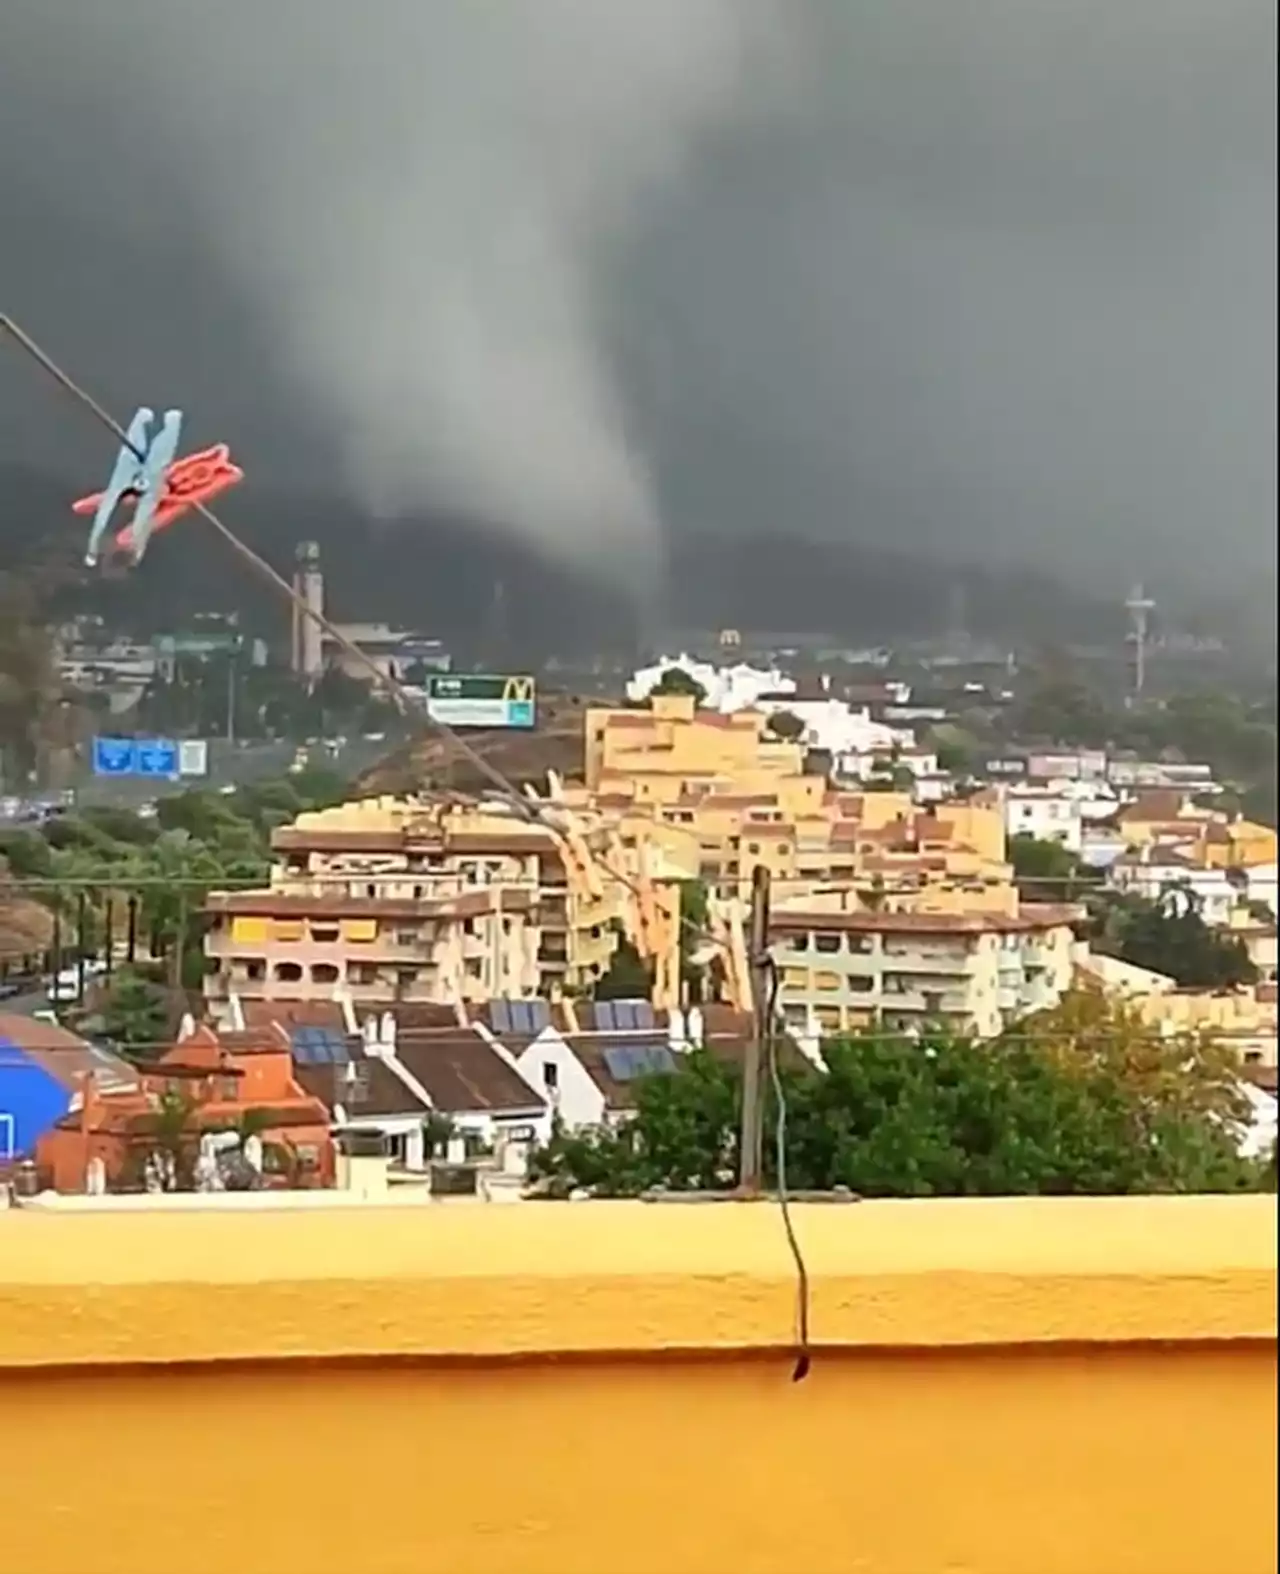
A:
771,904,1078,937
390,1002,466,1032
394,1033,546,1114
241,999,350,1033
299,1031,546,1118
0,1013,92,1051
295,1053,425,1120
1118,791,1189,823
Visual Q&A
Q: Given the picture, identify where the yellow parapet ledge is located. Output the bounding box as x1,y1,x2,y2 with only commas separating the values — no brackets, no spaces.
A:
1,1194,1275,1370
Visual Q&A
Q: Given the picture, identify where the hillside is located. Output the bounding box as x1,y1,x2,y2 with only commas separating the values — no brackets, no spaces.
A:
1,461,1133,663
354,695,588,799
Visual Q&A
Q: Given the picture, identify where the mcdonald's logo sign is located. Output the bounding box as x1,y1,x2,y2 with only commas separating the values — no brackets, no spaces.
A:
502,676,535,703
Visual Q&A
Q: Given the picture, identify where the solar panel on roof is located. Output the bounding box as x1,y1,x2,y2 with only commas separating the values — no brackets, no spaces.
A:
528,999,551,1033
490,999,513,1035
594,1000,616,1031
510,999,532,1035
601,1042,676,1082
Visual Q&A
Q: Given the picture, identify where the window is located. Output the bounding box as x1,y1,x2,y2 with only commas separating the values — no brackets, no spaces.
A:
847,976,874,993
542,1061,559,1091
244,958,266,982
274,961,303,982
311,962,339,984
310,925,339,944
789,934,810,952
814,933,842,954
395,928,420,946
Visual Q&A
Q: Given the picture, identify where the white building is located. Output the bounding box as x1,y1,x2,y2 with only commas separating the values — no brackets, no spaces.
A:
1000,785,1087,854
626,655,795,714
1107,852,1277,929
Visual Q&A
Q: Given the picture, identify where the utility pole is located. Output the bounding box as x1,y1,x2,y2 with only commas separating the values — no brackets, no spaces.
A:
739,863,772,1194
225,650,237,745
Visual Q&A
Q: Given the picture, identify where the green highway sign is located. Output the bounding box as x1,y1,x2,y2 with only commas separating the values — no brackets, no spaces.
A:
426,674,536,728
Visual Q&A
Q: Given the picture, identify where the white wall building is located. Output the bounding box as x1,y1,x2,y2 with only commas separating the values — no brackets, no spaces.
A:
1000,785,1087,854
626,656,795,715
1107,854,1277,929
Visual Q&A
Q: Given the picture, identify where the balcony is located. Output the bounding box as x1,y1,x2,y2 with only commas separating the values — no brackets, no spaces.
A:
880,986,973,1014
1,1197,1273,1574
879,947,975,974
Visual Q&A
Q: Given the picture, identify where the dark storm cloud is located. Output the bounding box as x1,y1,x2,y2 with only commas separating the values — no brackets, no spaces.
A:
2,0,1274,614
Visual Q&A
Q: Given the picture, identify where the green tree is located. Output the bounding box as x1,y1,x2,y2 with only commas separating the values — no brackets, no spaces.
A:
765,710,806,743
1095,889,1257,989
933,738,977,775
98,966,171,1054
593,935,654,1000
1011,672,1111,747
678,878,710,1000
1008,834,1098,902
649,668,707,706
530,995,1260,1197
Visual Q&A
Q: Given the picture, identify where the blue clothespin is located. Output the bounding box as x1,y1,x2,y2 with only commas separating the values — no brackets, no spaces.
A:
82,406,185,567
83,407,153,567
126,408,184,563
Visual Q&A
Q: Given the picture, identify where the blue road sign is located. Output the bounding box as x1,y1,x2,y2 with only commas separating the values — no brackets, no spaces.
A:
135,739,179,779
91,737,179,779
92,737,138,776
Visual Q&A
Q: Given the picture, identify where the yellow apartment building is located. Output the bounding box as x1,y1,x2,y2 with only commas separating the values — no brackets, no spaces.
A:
1074,948,1278,1071
1115,792,1277,871
767,901,1078,1039
204,796,687,1012
577,692,1015,914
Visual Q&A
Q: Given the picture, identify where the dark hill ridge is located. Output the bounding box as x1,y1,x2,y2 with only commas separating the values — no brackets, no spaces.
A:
2,461,1123,662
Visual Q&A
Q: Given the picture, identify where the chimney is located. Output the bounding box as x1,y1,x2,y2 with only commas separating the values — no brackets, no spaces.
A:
362,1015,380,1055
336,989,358,1036
77,1071,101,1194
229,993,246,1032
686,1005,704,1046
337,1129,390,1196
178,1011,196,1040
667,1005,685,1050
379,1011,397,1054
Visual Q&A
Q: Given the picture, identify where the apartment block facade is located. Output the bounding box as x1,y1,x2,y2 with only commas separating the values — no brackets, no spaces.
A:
769,906,1077,1039
578,692,1016,914
203,797,667,1011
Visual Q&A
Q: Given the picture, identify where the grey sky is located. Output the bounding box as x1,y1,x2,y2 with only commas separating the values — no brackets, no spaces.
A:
2,0,1274,618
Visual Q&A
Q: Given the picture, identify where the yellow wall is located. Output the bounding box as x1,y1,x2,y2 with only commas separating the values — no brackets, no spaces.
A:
2,1197,1275,1574
1200,820,1278,870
